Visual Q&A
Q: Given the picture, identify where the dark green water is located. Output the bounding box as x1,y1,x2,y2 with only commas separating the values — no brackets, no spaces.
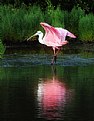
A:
0,45,94,121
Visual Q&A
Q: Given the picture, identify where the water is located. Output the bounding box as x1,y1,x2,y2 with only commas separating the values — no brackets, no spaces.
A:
0,45,94,121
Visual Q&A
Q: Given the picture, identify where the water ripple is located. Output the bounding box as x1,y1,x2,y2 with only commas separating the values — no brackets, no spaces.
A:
0,54,94,67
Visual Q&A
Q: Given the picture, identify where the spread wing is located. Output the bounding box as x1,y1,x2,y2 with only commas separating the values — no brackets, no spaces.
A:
40,22,61,46
40,22,76,47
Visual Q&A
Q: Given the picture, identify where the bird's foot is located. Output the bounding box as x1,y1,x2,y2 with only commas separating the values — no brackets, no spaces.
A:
51,62,54,65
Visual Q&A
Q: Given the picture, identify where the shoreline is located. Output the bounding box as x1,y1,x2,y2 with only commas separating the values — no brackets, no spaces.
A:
5,41,94,48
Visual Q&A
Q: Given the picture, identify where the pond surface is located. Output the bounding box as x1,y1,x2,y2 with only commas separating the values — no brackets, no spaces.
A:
0,44,94,121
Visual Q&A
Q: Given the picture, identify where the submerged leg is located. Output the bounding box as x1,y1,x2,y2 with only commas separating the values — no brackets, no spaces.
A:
51,48,56,65
54,55,57,63
51,55,57,65
53,48,57,63
51,47,60,65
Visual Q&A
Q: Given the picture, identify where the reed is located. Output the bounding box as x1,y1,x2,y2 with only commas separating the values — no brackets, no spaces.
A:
0,4,44,42
0,4,94,43
79,13,94,42
0,5,14,41
44,0,64,27
23,5,44,37
0,39,5,57
48,6,64,27
64,6,85,34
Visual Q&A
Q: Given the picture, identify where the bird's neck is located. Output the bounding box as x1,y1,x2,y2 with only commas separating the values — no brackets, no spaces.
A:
38,32,44,44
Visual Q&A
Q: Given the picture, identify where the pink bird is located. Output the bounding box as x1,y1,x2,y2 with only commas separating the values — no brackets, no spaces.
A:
27,22,76,64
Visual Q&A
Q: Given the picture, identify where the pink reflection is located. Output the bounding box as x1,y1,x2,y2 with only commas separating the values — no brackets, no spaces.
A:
37,77,73,120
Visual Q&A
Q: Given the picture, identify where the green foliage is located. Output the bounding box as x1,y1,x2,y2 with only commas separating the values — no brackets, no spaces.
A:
64,6,85,34
0,4,44,42
0,5,14,41
45,6,64,27
64,6,94,42
45,0,64,27
79,13,94,42
0,39,5,58
49,7,64,27
0,4,94,43
25,5,44,35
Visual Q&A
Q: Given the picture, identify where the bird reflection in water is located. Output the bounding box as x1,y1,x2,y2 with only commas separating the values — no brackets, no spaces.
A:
36,67,73,120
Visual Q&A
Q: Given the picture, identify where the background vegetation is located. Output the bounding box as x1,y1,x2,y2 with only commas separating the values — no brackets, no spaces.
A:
0,39,5,57
0,0,94,45
1,0,94,13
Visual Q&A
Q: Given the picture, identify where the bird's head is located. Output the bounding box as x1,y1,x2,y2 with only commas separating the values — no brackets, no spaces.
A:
27,31,42,41
34,31,43,36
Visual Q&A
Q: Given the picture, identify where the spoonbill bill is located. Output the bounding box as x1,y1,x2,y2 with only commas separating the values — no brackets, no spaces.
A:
27,22,76,64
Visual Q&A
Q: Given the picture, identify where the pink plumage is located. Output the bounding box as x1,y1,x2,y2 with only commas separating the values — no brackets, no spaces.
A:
40,22,76,49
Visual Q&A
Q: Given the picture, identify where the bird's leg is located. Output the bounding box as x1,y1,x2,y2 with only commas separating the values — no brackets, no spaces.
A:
55,48,61,57
51,48,61,64
51,48,56,65
54,48,58,63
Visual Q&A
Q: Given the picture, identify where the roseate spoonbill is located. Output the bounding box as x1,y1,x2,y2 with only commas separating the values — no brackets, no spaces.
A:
27,22,76,64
